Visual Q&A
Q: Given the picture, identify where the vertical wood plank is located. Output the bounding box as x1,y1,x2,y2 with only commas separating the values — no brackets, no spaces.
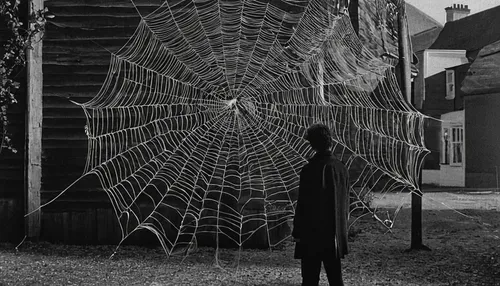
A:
84,209,97,243
71,211,85,244
0,199,23,242
62,212,70,243
25,0,44,239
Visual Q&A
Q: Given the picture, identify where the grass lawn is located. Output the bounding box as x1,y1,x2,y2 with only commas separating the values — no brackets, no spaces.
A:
1,208,499,285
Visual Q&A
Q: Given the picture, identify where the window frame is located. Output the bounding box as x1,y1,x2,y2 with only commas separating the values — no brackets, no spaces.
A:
445,69,455,100
450,126,464,166
441,127,450,165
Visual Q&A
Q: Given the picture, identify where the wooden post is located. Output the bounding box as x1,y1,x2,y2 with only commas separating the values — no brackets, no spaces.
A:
25,0,44,239
398,0,430,251
397,2,412,105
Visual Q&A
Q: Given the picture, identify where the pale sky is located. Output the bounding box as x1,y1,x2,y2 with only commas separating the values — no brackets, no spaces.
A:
406,0,500,25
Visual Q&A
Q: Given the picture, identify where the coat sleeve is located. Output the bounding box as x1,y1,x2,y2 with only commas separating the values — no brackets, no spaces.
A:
292,168,307,239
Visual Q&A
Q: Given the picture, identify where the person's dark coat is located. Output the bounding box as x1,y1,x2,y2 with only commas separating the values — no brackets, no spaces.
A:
292,150,350,259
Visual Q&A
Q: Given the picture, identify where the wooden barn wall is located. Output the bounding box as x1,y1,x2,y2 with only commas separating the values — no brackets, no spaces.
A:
464,94,500,188
38,0,384,246
41,0,159,245
462,41,500,188
0,5,28,242
40,0,289,247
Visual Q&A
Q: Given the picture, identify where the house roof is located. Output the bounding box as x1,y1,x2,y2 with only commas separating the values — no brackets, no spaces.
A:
406,3,443,37
411,26,442,53
357,1,442,57
461,39,500,95
445,63,470,70
430,5,500,52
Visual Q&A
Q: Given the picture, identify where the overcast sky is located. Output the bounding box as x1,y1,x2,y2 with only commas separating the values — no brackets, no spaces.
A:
405,0,500,24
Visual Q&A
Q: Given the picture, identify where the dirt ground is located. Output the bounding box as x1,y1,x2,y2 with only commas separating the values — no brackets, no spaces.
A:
372,190,500,211
1,208,499,286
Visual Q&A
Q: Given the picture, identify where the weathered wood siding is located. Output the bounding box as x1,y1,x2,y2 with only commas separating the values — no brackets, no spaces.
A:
463,40,500,188
0,6,27,242
41,0,158,244
464,94,500,188
462,40,500,96
37,0,400,246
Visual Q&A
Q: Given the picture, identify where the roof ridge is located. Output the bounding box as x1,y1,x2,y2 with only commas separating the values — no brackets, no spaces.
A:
412,26,441,38
445,4,500,25
430,5,500,51
406,2,443,29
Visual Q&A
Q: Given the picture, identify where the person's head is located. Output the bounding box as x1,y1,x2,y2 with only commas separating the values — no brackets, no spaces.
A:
304,123,332,152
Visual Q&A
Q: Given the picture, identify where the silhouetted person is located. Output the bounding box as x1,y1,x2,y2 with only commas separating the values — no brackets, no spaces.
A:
292,123,350,286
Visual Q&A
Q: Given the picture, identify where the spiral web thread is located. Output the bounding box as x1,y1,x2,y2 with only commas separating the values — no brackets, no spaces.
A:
58,0,429,256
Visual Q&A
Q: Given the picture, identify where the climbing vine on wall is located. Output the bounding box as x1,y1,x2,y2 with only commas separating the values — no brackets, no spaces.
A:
0,0,52,155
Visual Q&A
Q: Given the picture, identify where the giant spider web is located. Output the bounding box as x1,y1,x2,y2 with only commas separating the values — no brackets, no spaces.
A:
49,0,428,256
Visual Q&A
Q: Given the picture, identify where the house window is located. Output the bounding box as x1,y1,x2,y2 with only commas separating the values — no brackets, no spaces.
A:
450,126,464,166
442,128,450,164
445,70,455,100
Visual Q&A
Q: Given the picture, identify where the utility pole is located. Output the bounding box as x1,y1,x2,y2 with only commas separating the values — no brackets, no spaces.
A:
397,0,430,251
397,1,411,104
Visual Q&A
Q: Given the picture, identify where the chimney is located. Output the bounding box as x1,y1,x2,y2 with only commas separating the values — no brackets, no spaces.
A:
445,3,471,22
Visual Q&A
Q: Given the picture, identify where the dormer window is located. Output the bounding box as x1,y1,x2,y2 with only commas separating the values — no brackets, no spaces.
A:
445,69,455,100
